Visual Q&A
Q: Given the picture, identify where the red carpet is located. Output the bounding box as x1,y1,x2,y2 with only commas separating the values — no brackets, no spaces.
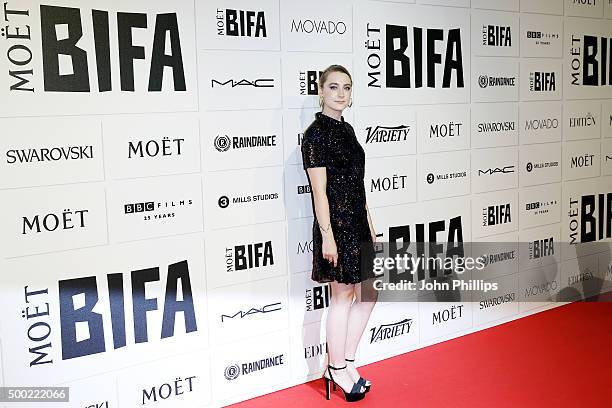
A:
229,295,612,408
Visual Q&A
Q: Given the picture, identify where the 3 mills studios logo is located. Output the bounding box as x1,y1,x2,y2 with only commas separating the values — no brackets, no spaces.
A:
365,22,464,89
217,191,279,209
23,260,197,365
215,8,267,38
569,32,612,87
3,3,187,93
213,134,277,152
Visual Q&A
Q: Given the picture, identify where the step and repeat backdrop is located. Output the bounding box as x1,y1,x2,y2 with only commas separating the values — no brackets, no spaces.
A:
1,0,612,406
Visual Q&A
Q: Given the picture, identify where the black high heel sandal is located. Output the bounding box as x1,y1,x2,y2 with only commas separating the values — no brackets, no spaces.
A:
345,358,372,392
323,364,366,402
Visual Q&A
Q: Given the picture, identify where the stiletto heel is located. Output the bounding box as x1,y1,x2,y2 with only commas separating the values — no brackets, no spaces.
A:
323,364,366,402
346,358,372,392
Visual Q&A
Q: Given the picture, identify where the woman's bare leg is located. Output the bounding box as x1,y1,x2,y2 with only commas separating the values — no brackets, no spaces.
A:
326,281,362,392
344,280,378,383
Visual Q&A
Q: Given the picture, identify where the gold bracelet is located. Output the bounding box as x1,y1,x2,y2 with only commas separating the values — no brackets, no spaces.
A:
319,222,332,234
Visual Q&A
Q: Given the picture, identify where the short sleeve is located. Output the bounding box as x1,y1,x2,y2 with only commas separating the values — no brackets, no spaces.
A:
301,128,328,169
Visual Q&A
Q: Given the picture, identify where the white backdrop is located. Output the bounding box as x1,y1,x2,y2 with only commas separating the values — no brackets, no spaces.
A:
1,0,611,406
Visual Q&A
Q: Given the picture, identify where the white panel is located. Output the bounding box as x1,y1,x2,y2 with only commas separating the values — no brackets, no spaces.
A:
563,139,601,181
519,143,562,187
471,102,519,148
519,183,562,229
519,58,562,101
471,10,519,57
365,156,417,208
471,189,518,238
520,13,563,58
417,150,471,201
563,100,602,141
471,57,519,102
417,104,470,153
519,102,562,144
354,106,417,158
472,146,518,193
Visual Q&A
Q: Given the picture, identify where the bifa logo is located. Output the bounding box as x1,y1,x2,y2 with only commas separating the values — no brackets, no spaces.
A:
482,25,511,47
365,23,464,89
215,9,267,37
569,35,612,87
529,72,556,92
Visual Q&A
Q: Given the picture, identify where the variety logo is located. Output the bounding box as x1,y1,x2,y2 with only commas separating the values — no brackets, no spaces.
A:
570,154,595,168
225,241,274,273
477,166,515,176
482,203,511,227
569,34,612,87
426,171,467,184
128,138,183,158
529,237,554,259
5,146,94,164
305,284,330,312
569,112,597,128
482,25,512,47
5,4,186,93
215,8,267,37
217,192,279,208
476,120,516,133
211,78,274,88
221,302,281,322
430,122,463,138
213,134,277,152
526,161,559,172
369,318,412,343
365,23,464,89
568,192,612,244
365,125,410,143
224,354,284,381
124,199,193,221
478,75,516,88
291,19,347,35
22,208,88,235
371,174,408,192
529,71,556,92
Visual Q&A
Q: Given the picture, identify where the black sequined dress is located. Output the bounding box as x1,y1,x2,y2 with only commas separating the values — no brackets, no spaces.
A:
301,112,376,284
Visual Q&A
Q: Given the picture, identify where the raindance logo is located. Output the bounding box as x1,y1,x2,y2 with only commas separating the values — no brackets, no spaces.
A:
529,72,556,92
224,354,284,380
478,75,515,88
482,25,511,47
214,134,276,152
365,125,410,143
526,161,559,172
369,318,412,343
215,9,267,37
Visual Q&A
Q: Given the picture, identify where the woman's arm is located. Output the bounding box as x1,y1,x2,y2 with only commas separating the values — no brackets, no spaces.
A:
306,167,338,267
365,202,376,242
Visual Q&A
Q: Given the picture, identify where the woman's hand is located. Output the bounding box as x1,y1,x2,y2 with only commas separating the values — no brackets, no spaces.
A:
371,230,377,245
322,236,338,267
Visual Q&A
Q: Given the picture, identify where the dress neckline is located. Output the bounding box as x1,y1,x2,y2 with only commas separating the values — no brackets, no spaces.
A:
316,112,345,126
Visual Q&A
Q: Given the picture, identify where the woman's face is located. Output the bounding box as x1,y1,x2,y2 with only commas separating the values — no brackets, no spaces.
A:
319,71,352,112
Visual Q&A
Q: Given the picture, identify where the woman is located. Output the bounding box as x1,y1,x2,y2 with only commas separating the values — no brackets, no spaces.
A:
301,65,378,402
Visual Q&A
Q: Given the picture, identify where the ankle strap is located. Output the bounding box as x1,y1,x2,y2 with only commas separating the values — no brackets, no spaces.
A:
329,364,347,370
345,358,355,362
